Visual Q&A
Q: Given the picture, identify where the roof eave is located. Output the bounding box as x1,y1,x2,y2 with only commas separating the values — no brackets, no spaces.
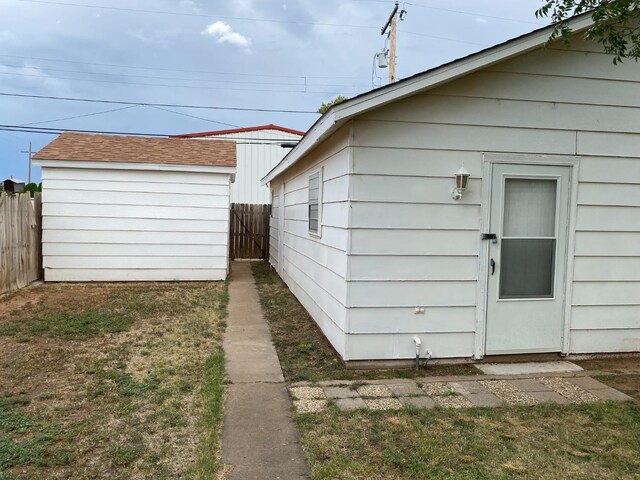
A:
262,13,594,185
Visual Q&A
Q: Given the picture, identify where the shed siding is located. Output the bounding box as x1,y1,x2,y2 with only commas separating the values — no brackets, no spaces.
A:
203,129,302,204
41,166,231,281
268,125,351,358
347,40,640,359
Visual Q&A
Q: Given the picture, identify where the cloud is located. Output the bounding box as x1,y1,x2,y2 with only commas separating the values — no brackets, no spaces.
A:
202,21,252,51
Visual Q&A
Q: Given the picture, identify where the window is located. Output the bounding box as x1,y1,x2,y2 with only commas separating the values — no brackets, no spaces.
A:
308,170,322,235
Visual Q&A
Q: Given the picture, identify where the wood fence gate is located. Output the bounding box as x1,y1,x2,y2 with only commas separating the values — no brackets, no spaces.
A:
0,193,42,294
229,203,270,260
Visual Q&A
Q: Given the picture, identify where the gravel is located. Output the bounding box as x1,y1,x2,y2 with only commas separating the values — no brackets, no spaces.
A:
289,386,326,400
480,380,537,406
293,399,328,413
422,382,453,396
538,377,601,403
357,384,394,398
363,398,403,411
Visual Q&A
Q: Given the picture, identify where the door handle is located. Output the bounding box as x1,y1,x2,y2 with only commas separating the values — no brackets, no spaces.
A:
490,259,496,275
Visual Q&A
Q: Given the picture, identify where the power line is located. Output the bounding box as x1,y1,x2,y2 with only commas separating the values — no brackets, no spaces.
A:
19,105,139,126
0,91,320,114
0,62,370,88
17,0,379,30
0,54,363,80
14,0,499,46
145,105,241,128
0,70,363,94
0,124,302,142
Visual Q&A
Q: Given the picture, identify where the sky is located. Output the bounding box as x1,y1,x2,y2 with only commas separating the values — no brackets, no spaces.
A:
0,0,550,183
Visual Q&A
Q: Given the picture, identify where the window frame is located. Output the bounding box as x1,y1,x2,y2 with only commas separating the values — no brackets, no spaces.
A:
307,168,323,238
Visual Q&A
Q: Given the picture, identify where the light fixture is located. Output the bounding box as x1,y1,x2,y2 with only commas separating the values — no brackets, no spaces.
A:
451,166,470,200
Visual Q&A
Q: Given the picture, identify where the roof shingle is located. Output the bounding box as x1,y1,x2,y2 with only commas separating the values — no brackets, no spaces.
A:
33,132,236,168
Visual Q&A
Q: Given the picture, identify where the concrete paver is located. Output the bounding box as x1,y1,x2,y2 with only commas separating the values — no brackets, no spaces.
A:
386,382,425,397
335,397,368,411
222,262,308,479
466,393,504,407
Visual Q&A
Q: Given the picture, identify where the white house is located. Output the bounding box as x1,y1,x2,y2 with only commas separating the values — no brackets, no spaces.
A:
33,132,236,282
263,14,640,363
174,124,304,204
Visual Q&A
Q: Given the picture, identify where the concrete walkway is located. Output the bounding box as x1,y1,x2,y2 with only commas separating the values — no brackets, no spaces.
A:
222,261,309,480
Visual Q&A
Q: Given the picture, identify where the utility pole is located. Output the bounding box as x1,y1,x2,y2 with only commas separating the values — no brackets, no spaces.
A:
381,1,399,84
20,142,32,184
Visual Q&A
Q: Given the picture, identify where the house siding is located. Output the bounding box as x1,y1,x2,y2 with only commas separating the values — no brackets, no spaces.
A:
202,129,302,204
346,37,640,359
269,36,640,361
268,125,351,358
41,166,231,281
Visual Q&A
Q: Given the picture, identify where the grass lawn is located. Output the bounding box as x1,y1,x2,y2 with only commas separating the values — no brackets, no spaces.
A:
252,261,640,479
0,281,228,480
296,401,640,479
251,261,476,382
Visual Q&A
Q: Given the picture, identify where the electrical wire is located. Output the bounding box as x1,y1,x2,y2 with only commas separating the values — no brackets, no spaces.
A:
0,92,320,114
16,0,380,30
0,124,303,141
145,105,241,128
19,105,140,126
0,62,371,89
0,70,363,95
0,54,363,80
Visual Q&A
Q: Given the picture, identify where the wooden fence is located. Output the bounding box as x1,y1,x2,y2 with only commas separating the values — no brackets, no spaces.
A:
0,193,42,294
229,203,270,260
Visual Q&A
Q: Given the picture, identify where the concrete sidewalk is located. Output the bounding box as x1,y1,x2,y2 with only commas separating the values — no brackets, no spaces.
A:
222,261,309,480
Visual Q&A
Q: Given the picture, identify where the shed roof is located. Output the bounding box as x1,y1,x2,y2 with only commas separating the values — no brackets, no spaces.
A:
262,12,594,184
172,124,305,138
33,132,237,167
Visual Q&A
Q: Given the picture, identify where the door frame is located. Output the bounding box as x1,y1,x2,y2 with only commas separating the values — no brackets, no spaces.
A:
473,153,581,359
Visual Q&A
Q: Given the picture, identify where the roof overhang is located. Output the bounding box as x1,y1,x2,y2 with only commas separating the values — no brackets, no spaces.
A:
261,13,594,185
34,159,237,178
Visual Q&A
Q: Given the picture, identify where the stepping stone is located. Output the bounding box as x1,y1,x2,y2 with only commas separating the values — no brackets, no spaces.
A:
538,377,600,404
466,393,504,407
450,381,490,395
566,376,610,391
323,386,359,399
528,390,572,405
588,386,635,402
335,397,367,411
475,361,583,375
386,382,425,397
400,396,435,409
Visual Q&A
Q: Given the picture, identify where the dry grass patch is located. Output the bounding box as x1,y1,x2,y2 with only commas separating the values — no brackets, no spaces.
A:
251,262,476,382
296,401,640,479
0,281,228,480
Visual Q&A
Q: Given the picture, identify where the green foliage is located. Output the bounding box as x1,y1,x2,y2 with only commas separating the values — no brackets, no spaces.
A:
0,312,133,340
317,95,348,114
0,397,66,475
23,183,41,198
537,0,640,63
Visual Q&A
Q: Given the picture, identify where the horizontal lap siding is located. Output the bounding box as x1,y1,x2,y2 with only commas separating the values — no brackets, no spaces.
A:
42,167,230,281
349,43,640,358
571,155,640,352
270,125,351,358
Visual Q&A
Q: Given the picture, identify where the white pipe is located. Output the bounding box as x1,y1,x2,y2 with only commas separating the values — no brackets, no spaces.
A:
413,337,421,369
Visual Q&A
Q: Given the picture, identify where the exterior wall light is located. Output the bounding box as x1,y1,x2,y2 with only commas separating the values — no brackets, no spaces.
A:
451,166,470,200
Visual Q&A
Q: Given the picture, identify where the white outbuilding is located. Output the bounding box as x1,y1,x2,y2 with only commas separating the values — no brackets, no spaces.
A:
263,14,640,364
173,125,304,204
33,132,236,282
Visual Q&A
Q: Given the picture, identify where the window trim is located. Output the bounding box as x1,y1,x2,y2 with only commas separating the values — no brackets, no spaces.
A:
308,168,323,238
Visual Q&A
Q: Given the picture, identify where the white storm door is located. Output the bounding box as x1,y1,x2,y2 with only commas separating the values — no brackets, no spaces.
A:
485,164,571,354
278,183,285,277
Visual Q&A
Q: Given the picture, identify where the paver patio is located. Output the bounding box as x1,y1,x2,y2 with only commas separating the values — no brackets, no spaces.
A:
289,372,634,412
